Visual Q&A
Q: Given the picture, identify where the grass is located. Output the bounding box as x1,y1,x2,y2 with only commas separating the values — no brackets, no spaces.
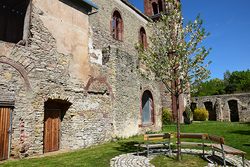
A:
150,154,208,167
1,121,249,166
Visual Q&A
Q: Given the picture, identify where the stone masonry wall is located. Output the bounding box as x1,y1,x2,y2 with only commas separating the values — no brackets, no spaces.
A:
0,3,114,159
88,0,163,137
191,93,250,122
0,0,166,159
102,47,162,137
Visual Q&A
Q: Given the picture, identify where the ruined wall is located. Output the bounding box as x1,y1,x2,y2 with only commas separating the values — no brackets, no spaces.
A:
0,1,114,159
33,0,91,83
191,93,250,122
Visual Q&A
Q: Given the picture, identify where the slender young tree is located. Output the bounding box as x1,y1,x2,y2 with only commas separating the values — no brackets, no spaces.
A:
135,0,212,161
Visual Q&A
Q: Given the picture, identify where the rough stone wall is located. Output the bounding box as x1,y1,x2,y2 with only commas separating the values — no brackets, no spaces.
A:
191,93,250,122
89,0,150,56
102,47,162,137
0,2,114,159
88,0,163,137
0,0,165,159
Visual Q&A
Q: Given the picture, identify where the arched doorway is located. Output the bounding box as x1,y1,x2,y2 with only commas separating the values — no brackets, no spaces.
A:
190,102,197,113
204,102,216,120
228,100,239,122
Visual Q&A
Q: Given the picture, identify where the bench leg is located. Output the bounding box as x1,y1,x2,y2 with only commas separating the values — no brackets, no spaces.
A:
137,146,139,156
202,145,204,158
147,147,149,158
169,145,172,155
242,154,245,167
212,148,215,156
222,152,226,167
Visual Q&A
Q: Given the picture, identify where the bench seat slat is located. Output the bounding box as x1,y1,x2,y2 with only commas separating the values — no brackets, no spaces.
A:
134,142,173,148
214,144,247,154
175,133,208,139
179,142,211,147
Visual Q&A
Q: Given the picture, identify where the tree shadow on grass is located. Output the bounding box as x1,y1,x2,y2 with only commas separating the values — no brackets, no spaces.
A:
207,155,235,166
229,130,250,135
239,122,250,126
113,141,178,156
113,141,139,153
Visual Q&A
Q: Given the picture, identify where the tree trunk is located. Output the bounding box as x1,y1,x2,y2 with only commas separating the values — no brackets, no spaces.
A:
176,94,181,161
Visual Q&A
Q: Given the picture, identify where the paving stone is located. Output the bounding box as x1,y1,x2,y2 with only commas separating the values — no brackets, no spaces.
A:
110,149,250,167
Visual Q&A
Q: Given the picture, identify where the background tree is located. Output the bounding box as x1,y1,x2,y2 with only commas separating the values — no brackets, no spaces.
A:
192,69,250,97
191,78,225,97
135,0,211,161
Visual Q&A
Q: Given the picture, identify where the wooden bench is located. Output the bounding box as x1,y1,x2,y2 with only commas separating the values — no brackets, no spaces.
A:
134,133,174,158
208,134,247,167
175,133,211,157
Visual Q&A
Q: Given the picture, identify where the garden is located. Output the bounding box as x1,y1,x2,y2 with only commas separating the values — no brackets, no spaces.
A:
1,119,249,167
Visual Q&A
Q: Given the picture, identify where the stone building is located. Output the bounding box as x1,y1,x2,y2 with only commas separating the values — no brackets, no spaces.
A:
0,0,186,160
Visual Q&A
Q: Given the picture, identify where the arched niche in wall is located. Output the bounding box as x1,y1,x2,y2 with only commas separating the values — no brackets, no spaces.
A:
204,102,216,121
139,88,155,127
110,8,123,41
138,26,147,51
228,100,239,122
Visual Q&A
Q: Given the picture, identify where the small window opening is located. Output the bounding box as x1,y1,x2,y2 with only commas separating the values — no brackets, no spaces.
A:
139,27,147,51
158,0,163,12
112,10,123,41
152,3,158,15
0,0,29,43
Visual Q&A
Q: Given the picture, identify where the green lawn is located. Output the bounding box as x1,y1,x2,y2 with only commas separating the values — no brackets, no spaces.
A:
1,121,249,166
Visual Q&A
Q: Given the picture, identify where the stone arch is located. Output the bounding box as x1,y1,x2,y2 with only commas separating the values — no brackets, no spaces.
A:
0,57,31,90
228,99,239,122
139,88,155,126
190,102,197,112
84,76,114,101
204,101,216,120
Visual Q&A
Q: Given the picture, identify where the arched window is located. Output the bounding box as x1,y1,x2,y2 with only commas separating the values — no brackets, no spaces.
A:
152,2,158,15
141,89,155,125
110,9,123,41
138,27,147,51
158,0,163,12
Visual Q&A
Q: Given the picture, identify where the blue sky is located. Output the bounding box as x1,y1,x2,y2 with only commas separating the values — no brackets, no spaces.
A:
128,0,250,80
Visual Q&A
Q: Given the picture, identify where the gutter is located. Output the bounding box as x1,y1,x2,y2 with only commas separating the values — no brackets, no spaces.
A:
81,0,98,15
150,12,167,19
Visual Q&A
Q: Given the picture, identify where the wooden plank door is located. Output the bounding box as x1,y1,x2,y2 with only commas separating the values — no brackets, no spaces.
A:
0,107,10,160
44,110,60,153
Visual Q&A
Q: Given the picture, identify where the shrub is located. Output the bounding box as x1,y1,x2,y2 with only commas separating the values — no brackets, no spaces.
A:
193,108,209,121
162,109,172,124
185,106,193,119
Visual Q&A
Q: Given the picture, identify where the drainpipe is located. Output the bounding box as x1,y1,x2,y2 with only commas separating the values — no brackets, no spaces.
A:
81,0,98,15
